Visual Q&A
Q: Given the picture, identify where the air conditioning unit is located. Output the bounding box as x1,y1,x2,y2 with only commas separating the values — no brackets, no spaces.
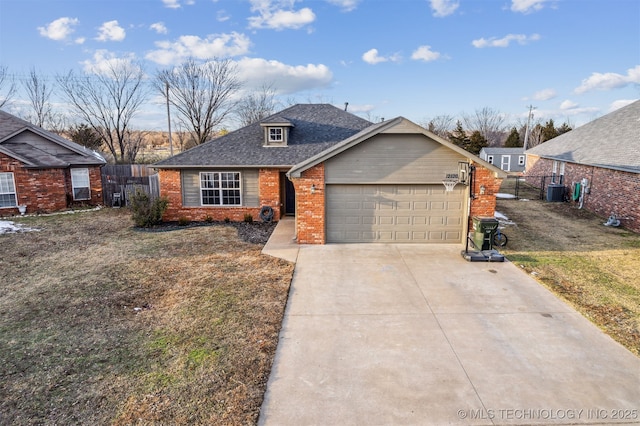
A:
546,184,565,202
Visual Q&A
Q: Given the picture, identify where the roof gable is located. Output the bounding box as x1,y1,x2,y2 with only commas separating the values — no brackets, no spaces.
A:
0,110,106,167
526,100,640,173
155,104,372,168
289,117,506,178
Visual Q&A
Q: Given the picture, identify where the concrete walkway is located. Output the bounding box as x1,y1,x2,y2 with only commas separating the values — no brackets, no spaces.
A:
260,239,640,425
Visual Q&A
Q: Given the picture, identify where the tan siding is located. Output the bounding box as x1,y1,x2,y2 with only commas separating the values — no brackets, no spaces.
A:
325,134,467,184
181,169,259,207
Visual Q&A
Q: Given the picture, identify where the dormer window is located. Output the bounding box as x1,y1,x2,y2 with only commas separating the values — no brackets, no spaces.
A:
260,116,293,146
269,127,284,143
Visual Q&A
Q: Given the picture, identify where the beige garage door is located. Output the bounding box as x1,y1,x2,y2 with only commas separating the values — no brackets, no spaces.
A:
326,184,465,243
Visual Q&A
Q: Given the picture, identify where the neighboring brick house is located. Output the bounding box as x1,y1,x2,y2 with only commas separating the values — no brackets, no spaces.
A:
525,100,640,233
0,110,106,216
155,104,505,244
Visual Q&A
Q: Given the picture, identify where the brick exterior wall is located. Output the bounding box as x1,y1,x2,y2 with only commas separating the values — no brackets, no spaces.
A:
469,164,503,227
0,152,103,216
290,163,325,244
526,155,640,233
159,168,282,223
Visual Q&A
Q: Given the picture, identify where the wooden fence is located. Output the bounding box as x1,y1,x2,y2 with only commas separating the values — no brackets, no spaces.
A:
101,164,160,207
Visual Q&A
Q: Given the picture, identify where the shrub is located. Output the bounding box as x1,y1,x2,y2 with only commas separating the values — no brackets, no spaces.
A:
204,215,214,223
243,214,253,223
178,217,190,226
129,190,169,228
224,217,231,223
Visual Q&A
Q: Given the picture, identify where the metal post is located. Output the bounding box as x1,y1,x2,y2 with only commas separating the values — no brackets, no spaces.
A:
166,82,173,156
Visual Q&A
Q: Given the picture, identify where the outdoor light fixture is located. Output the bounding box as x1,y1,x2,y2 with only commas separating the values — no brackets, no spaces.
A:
480,185,486,195
458,161,470,185
310,184,316,194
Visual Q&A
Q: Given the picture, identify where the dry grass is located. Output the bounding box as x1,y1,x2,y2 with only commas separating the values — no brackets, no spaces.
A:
496,189,640,356
0,208,294,425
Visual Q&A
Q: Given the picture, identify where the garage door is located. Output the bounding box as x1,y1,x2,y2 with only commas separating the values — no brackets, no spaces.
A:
326,184,465,243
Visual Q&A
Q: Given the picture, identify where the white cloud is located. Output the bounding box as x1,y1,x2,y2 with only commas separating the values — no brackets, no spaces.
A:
217,10,231,22
145,32,251,65
150,22,168,34
248,4,316,30
362,49,386,64
430,0,459,17
574,65,640,94
81,50,139,76
162,0,195,8
235,57,332,94
96,20,126,42
37,17,80,42
511,0,549,13
411,45,441,62
472,33,540,48
362,48,400,65
532,88,556,101
559,100,578,110
325,0,360,12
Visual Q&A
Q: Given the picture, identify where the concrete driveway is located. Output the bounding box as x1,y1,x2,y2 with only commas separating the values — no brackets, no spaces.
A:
259,242,640,425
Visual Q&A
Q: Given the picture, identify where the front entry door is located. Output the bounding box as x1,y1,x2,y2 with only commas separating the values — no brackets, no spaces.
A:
283,174,295,215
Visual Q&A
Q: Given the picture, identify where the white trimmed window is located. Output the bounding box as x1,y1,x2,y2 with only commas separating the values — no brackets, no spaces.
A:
0,172,17,208
71,168,91,200
518,155,525,166
200,172,241,206
268,127,283,143
552,160,566,184
487,155,494,164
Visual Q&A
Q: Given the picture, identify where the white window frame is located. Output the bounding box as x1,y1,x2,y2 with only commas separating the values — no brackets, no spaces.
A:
552,160,566,184
0,172,18,208
268,127,283,143
71,168,91,200
518,155,525,166
487,155,494,164
501,155,510,171
199,172,242,206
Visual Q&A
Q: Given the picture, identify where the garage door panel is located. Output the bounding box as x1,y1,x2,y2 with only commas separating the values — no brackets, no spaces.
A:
327,184,464,243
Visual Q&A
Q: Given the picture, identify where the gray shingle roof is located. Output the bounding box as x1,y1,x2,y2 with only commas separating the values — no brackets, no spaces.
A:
526,100,640,173
0,110,106,167
155,104,373,168
481,147,524,155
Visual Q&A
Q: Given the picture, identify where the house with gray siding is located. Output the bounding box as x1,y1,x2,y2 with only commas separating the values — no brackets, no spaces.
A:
479,147,526,172
525,100,640,233
155,104,506,244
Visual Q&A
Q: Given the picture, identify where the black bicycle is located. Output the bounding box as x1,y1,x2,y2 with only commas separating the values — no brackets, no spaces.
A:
493,227,508,247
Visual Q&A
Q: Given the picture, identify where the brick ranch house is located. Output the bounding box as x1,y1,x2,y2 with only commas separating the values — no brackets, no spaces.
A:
0,110,106,215
155,104,506,244
525,100,639,233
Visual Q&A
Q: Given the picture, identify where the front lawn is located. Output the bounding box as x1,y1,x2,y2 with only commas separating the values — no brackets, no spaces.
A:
0,208,294,425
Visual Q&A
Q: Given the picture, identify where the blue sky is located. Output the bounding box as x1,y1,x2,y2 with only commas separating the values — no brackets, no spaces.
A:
1,0,638,131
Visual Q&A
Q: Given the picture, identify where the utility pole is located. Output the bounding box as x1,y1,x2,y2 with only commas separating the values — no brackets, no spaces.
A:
166,82,173,156
523,104,535,151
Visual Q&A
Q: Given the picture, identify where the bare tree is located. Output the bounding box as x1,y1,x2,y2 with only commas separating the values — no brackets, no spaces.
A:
420,114,456,138
235,84,277,126
58,61,149,163
157,58,242,146
462,107,506,147
0,65,16,108
123,129,146,164
23,68,53,128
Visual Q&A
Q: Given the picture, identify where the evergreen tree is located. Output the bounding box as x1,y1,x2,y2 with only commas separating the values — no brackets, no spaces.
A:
557,122,572,135
467,130,488,155
69,123,103,151
504,127,522,147
541,119,559,142
448,120,467,148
